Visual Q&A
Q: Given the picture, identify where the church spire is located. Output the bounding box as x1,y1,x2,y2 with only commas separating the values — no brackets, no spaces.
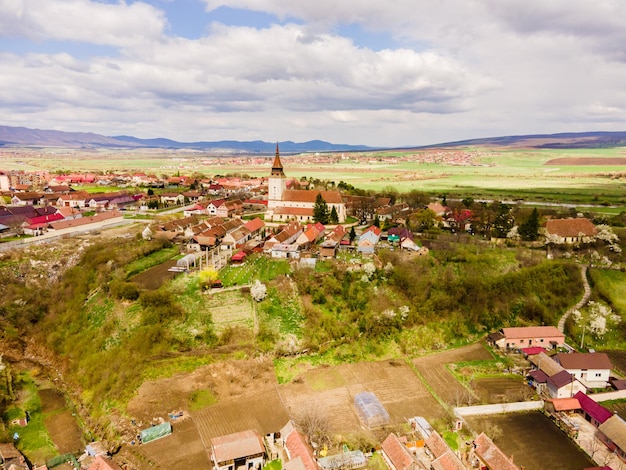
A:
271,142,285,176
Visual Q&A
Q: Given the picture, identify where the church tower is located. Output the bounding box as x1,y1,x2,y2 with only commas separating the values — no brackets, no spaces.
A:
267,143,286,209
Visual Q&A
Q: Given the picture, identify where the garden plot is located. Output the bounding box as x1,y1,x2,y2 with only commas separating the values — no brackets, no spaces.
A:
413,343,493,406
472,376,530,404
278,360,445,437
206,290,254,332
465,412,594,470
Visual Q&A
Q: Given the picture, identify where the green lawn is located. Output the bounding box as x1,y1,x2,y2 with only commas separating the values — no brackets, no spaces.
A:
219,255,290,287
5,373,57,464
590,268,626,314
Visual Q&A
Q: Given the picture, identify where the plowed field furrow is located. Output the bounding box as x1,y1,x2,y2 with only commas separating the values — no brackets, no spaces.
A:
413,343,493,405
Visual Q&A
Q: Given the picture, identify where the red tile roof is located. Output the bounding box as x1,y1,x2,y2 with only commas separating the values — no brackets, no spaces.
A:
282,189,344,204
88,455,123,470
244,217,265,232
551,397,581,411
545,218,597,238
381,433,415,470
501,326,564,340
283,424,318,470
473,433,519,470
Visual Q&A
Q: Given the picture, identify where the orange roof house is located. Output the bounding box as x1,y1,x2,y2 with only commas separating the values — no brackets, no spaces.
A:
544,218,597,243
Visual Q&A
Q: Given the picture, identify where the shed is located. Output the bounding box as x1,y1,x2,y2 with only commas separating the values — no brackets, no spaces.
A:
354,391,389,428
231,251,247,263
140,422,172,444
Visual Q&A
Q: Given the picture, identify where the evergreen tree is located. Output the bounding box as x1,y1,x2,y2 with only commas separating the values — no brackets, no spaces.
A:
329,206,339,224
373,215,380,227
491,202,514,238
349,226,356,243
313,193,329,224
519,208,540,241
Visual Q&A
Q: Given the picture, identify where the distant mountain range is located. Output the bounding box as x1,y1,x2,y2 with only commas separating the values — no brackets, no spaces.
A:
2,125,626,152
412,131,626,149
0,125,371,153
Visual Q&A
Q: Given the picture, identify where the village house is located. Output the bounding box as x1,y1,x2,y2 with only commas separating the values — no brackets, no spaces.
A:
216,199,243,218
210,429,266,470
11,191,44,206
528,352,585,398
295,222,325,249
357,226,382,254
471,432,519,470
547,369,586,398
244,217,265,240
488,326,565,350
597,414,626,463
573,391,613,428
207,199,226,215
0,443,29,470
88,455,124,470
280,422,318,470
554,352,613,389
57,191,90,208
424,431,465,470
160,192,185,206
380,433,417,470
543,217,597,244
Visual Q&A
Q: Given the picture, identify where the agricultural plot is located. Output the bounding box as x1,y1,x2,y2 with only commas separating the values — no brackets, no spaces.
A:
131,260,180,290
205,290,254,332
605,350,626,376
412,343,493,406
134,418,210,469
193,388,290,443
278,360,445,438
39,389,83,455
465,412,594,470
219,256,290,287
472,376,530,404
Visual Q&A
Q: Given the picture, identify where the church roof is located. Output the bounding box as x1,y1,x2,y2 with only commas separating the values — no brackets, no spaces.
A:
282,190,344,204
271,143,285,176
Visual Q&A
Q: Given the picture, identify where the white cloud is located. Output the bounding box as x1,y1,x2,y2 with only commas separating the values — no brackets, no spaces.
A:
0,0,167,46
2,0,626,145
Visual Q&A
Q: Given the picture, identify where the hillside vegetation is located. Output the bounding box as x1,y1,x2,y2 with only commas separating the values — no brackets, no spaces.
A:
1,232,587,427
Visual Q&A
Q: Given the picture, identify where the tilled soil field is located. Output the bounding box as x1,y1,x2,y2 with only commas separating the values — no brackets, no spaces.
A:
279,359,444,438
413,343,493,405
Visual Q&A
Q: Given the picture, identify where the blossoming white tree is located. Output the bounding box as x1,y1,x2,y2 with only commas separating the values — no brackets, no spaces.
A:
250,280,267,302
572,301,621,343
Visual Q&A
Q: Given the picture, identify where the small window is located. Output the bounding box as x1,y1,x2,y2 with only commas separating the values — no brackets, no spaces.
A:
540,339,544,342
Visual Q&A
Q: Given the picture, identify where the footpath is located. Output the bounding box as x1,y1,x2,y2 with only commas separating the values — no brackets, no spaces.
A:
558,264,590,332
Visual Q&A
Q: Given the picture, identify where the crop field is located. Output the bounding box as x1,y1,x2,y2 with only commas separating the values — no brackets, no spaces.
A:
219,256,290,287
278,360,446,438
472,376,529,404
136,418,211,469
465,412,594,470
205,290,254,332
604,350,626,376
4,146,626,204
412,343,493,406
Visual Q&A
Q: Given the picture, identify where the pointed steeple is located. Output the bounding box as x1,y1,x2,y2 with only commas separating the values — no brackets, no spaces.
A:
271,142,285,176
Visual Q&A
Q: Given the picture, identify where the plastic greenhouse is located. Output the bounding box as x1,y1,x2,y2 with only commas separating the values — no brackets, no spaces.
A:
354,392,389,428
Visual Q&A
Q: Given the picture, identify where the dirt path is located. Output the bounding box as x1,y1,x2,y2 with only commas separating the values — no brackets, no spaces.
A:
558,264,590,332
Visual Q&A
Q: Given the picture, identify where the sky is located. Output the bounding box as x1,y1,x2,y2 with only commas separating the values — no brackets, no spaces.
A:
1,0,626,147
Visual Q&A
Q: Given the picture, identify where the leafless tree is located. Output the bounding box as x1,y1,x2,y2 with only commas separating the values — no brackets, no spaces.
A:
294,405,333,449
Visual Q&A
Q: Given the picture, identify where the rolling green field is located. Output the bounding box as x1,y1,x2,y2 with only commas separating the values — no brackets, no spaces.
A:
2,146,626,206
